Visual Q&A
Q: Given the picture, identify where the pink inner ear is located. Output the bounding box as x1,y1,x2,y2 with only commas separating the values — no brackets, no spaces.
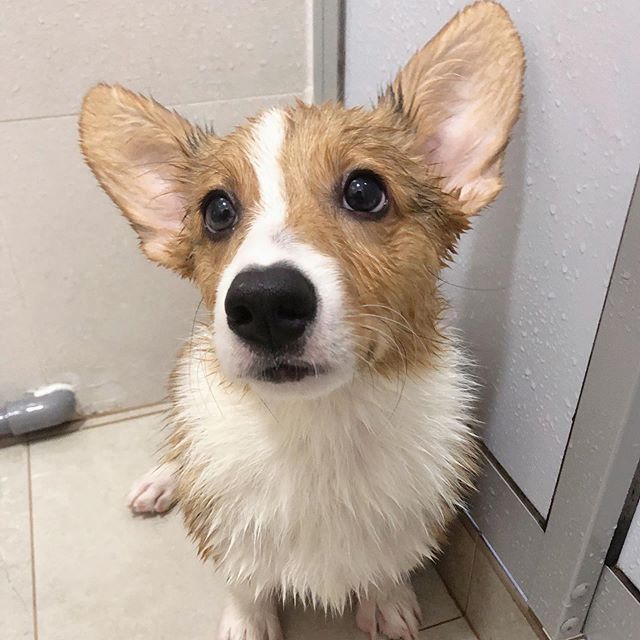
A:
134,174,185,262
426,93,500,200
138,171,185,233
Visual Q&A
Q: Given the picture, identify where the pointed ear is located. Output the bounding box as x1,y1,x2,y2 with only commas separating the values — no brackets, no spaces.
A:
383,1,524,215
79,84,201,274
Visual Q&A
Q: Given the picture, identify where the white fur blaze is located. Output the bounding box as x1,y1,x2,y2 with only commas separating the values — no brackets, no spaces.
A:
223,108,289,274
212,110,355,396
250,108,288,230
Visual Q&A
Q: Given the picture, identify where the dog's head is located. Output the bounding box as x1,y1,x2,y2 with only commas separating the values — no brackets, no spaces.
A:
80,2,523,398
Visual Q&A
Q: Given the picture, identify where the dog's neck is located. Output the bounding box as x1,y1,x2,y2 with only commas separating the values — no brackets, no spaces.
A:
171,328,474,446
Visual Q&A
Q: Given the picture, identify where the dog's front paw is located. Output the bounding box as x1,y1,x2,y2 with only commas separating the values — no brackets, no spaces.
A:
356,581,422,640
126,463,178,515
218,601,283,640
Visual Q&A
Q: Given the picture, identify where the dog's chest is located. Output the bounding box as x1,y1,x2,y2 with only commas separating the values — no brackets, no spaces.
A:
172,363,474,607
181,404,436,603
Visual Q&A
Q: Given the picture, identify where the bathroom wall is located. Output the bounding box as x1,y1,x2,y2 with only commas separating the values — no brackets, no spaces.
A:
0,1,312,415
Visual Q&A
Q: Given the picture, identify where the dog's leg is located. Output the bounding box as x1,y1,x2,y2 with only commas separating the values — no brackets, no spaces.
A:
356,579,422,640
126,462,178,514
218,584,283,640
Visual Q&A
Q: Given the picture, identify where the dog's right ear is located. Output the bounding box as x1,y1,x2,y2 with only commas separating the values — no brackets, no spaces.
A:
380,1,524,216
80,84,200,275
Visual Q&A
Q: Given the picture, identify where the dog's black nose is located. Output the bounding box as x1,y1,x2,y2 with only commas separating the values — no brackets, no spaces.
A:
225,265,317,352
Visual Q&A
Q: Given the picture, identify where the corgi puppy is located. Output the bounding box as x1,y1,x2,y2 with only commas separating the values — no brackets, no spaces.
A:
80,2,523,638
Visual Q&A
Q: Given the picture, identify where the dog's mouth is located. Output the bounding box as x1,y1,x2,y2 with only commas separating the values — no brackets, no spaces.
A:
256,361,324,384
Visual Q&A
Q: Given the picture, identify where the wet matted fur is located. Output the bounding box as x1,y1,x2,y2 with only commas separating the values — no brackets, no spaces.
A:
80,2,523,638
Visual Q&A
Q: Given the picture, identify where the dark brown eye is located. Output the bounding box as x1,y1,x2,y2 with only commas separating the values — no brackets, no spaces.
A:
201,190,238,237
342,170,388,218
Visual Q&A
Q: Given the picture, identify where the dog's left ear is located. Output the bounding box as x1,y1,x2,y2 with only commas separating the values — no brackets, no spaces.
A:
382,1,524,215
80,84,199,275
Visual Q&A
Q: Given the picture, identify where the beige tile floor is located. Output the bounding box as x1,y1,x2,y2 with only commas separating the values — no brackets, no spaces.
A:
1,412,478,640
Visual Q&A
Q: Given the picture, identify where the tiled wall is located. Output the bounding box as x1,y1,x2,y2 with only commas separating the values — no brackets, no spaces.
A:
0,1,311,415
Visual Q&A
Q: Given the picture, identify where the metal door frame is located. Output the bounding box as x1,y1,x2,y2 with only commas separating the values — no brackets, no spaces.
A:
470,168,640,639
312,0,345,103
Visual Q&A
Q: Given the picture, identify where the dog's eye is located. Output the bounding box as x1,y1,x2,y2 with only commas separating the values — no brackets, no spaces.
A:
342,171,388,218
201,190,238,237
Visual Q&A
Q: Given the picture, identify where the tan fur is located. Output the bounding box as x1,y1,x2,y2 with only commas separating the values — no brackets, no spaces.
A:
79,84,203,273
279,102,467,378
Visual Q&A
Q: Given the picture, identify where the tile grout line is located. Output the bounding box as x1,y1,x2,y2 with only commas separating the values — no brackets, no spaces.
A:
421,614,464,632
26,443,39,640
1,402,169,450
432,524,476,632
428,570,465,632
463,538,482,640
464,533,478,614
0,90,304,125
66,404,168,433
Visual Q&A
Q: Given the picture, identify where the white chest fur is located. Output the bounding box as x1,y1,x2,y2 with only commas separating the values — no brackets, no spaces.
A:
170,334,476,611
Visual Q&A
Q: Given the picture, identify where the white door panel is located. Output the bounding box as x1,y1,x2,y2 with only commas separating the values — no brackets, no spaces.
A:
345,0,640,515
